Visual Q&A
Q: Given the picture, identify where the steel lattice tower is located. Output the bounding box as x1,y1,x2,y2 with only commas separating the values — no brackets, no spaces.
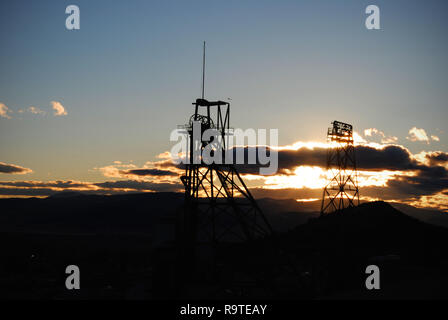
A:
321,120,360,214
179,98,272,244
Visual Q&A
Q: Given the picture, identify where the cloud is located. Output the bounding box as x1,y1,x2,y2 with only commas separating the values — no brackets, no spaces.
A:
431,135,440,142
1,102,67,117
51,101,67,116
0,179,182,197
364,128,381,137
364,128,398,144
0,102,12,119
355,145,418,171
415,192,448,212
381,136,398,144
28,106,45,115
226,144,420,175
220,143,448,211
92,145,447,210
248,167,448,211
0,162,32,174
389,166,448,198
119,169,178,177
0,180,88,188
270,143,445,176
98,163,137,178
94,180,181,192
353,132,367,144
97,157,182,180
163,143,433,176
423,151,448,166
407,127,439,144
407,127,430,143
1,141,447,210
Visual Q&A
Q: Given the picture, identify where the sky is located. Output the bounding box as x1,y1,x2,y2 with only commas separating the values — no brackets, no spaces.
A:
1,0,448,211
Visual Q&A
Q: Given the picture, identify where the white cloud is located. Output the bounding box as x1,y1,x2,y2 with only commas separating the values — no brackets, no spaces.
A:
364,128,397,144
364,128,383,137
51,101,67,116
381,136,398,144
353,131,367,144
28,106,45,115
407,127,430,143
431,135,440,142
0,102,12,119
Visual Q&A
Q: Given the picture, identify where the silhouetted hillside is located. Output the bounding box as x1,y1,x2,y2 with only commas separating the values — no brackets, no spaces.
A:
1,193,444,236
278,201,448,261
256,201,448,299
0,193,183,235
1,196,448,299
0,193,317,236
209,201,448,299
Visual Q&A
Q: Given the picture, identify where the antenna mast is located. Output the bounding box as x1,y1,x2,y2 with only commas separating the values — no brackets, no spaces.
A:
202,41,206,99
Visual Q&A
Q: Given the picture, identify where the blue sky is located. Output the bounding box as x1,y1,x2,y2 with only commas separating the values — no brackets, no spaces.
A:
1,0,447,207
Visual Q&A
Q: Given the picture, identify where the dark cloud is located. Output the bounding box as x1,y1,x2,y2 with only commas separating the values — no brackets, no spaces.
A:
226,145,419,174
0,180,87,188
94,180,181,192
400,168,448,196
251,168,448,204
119,169,178,177
355,145,418,171
363,180,448,201
161,144,448,202
355,164,448,201
0,144,446,207
0,162,32,174
425,151,448,166
230,145,448,204
0,179,182,197
165,145,423,173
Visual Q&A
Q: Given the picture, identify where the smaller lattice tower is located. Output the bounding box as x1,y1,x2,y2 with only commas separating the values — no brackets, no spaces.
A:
321,120,360,214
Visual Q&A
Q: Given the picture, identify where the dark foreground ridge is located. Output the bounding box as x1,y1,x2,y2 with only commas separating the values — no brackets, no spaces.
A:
0,194,447,299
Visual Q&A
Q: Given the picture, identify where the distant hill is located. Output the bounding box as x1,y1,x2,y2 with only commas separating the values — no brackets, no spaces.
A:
1,193,445,237
226,201,448,299
1,195,448,299
0,192,318,237
261,198,448,229
283,201,448,256
0,193,183,236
